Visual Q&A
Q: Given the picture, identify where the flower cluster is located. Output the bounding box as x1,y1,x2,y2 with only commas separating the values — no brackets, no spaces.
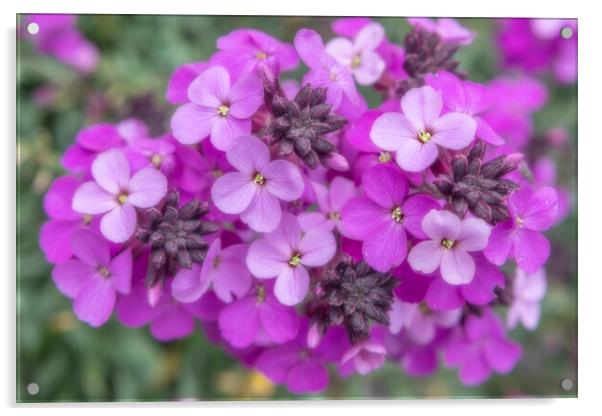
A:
39,17,571,394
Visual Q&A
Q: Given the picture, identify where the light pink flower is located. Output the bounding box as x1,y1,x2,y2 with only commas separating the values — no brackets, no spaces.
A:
72,149,167,243
371,85,476,172
246,213,336,305
326,22,386,85
408,18,475,45
341,340,386,375
172,238,252,304
389,298,461,344
507,267,547,330
211,135,304,232
170,66,263,151
408,209,490,285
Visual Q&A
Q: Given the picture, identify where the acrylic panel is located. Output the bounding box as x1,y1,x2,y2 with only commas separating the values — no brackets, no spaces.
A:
16,14,577,402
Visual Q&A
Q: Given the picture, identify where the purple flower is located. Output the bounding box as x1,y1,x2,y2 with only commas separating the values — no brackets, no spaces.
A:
326,22,386,85
255,323,350,393
407,18,475,45
125,136,176,176
211,135,304,232
389,299,461,345
298,176,356,236
408,209,490,285
340,338,387,375
72,149,168,243
484,187,557,273
40,175,97,263
165,61,209,105
371,85,476,172
212,28,299,78
425,71,504,145
52,229,132,327
443,309,522,385
507,267,547,331
172,238,252,304
294,29,365,117
342,164,439,272
217,281,299,348
246,213,336,305
170,66,263,151
61,123,125,174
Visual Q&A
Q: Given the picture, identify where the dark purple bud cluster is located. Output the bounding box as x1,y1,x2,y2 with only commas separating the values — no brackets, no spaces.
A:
434,140,522,224
136,190,218,288
312,259,397,344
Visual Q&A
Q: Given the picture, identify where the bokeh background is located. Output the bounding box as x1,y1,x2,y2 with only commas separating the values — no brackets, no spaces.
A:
16,15,577,402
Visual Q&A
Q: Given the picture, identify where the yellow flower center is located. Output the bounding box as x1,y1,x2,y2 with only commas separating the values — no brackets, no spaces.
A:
351,54,362,69
82,214,93,225
328,211,341,221
117,194,128,205
378,152,391,163
391,206,404,223
516,216,524,228
212,256,221,268
256,284,266,305
419,302,431,315
98,266,110,278
418,130,432,144
212,169,223,178
289,253,302,267
151,153,163,167
253,172,266,185
441,239,455,249
217,105,230,117
256,51,268,60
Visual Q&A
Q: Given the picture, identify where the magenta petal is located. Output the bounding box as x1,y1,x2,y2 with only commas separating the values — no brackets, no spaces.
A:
362,223,407,272
75,124,123,152
72,182,116,215
263,160,304,202
210,116,251,151
401,85,442,130
40,220,80,263
218,296,260,348
425,278,464,311
228,73,263,119
52,260,92,299
150,305,195,342
401,194,441,239
298,228,336,267
212,172,257,215
484,220,514,266
247,238,288,278
514,228,550,274
100,204,137,243
341,197,390,240
116,282,159,327
43,176,80,220
519,187,558,231
421,209,461,240
458,355,491,386
255,344,301,383
259,295,300,344
212,244,252,303
274,266,309,306
108,248,133,295
362,164,407,208
483,339,522,374
403,347,438,377
286,360,329,393
171,103,214,145
226,135,270,174
457,217,490,252
73,277,116,327
240,188,281,232
431,112,476,150
70,228,110,267
408,240,444,275
294,28,329,69
370,112,417,151
475,117,504,145
187,66,230,107
165,61,207,105
394,138,439,172
91,149,130,194
329,176,356,212
172,264,210,303
460,254,504,305
298,212,328,232
440,249,475,285
127,168,168,208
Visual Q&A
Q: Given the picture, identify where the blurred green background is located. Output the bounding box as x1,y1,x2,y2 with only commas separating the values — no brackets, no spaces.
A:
16,15,577,402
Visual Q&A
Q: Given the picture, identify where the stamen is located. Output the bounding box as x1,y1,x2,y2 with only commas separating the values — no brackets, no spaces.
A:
212,169,223,178
82,214,93,225
217,105,230,117
117,194,128,205
441,238,455,249
418,130,432,144
98,266,110,278
289,253,302,267
256,51,268,60
256,284,266,305
253,172,266,185
328,211,341,221
151,153,163,167
378,152,391,163
212,256,220,268
351,54,362,69
516,216,524,228
391,206,404,223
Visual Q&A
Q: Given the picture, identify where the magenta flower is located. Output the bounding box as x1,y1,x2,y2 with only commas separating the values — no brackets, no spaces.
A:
217,281,299,348
172,238,252,304
297,176,356,236
326,22,386,85
165,61,209,105
389,299,461,345
507,267,547,331
341,338,387,375
484,187,557,273
211,135,304,232
408,209,490,285
425,71,504,145
246,213,336,305
342,164,439,272
407,18,475,45
52,229,132,327
212,28,299,78
170,66,263,151
61,123,125,173
72,149,168,243
40,175,97,263
125,136,176,176
294,28,364,116
371,85,476,172
443,309,522,385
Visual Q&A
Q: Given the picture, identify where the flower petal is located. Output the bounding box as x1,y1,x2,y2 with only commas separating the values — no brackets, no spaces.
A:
170,103,214,145
401,85,442,130
298,228,336,267
431,112,476,150
100,204,137,243
210,115,252,151
341,197,390,240
127,167,167,208
514,228,550,274
329,176,356,212
226,135,270,174
440,249,475,285
72,182,117,215
401,194,441,239
483,220,514,266
52,260,92,299
457,217,490,252
421,209,461,240
370,112,417,151
355,22,385,51
212,244,253,303
73,277,116,327
394,138,439,172
211,172,257,214
150,305,195,342
362,223,407,272
259,294,300,344
70,228,111,267
172,264,210,303
287,360,329,394
247,238,288,278
187,66,230,107
91,149,130,194
483,339,522,374
274,266,309,306
228,72,263,119
362,164,407,208
108,248,133,295
240,188,282,232
408,240,444,274
263,160,304,202
218,296,260,348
